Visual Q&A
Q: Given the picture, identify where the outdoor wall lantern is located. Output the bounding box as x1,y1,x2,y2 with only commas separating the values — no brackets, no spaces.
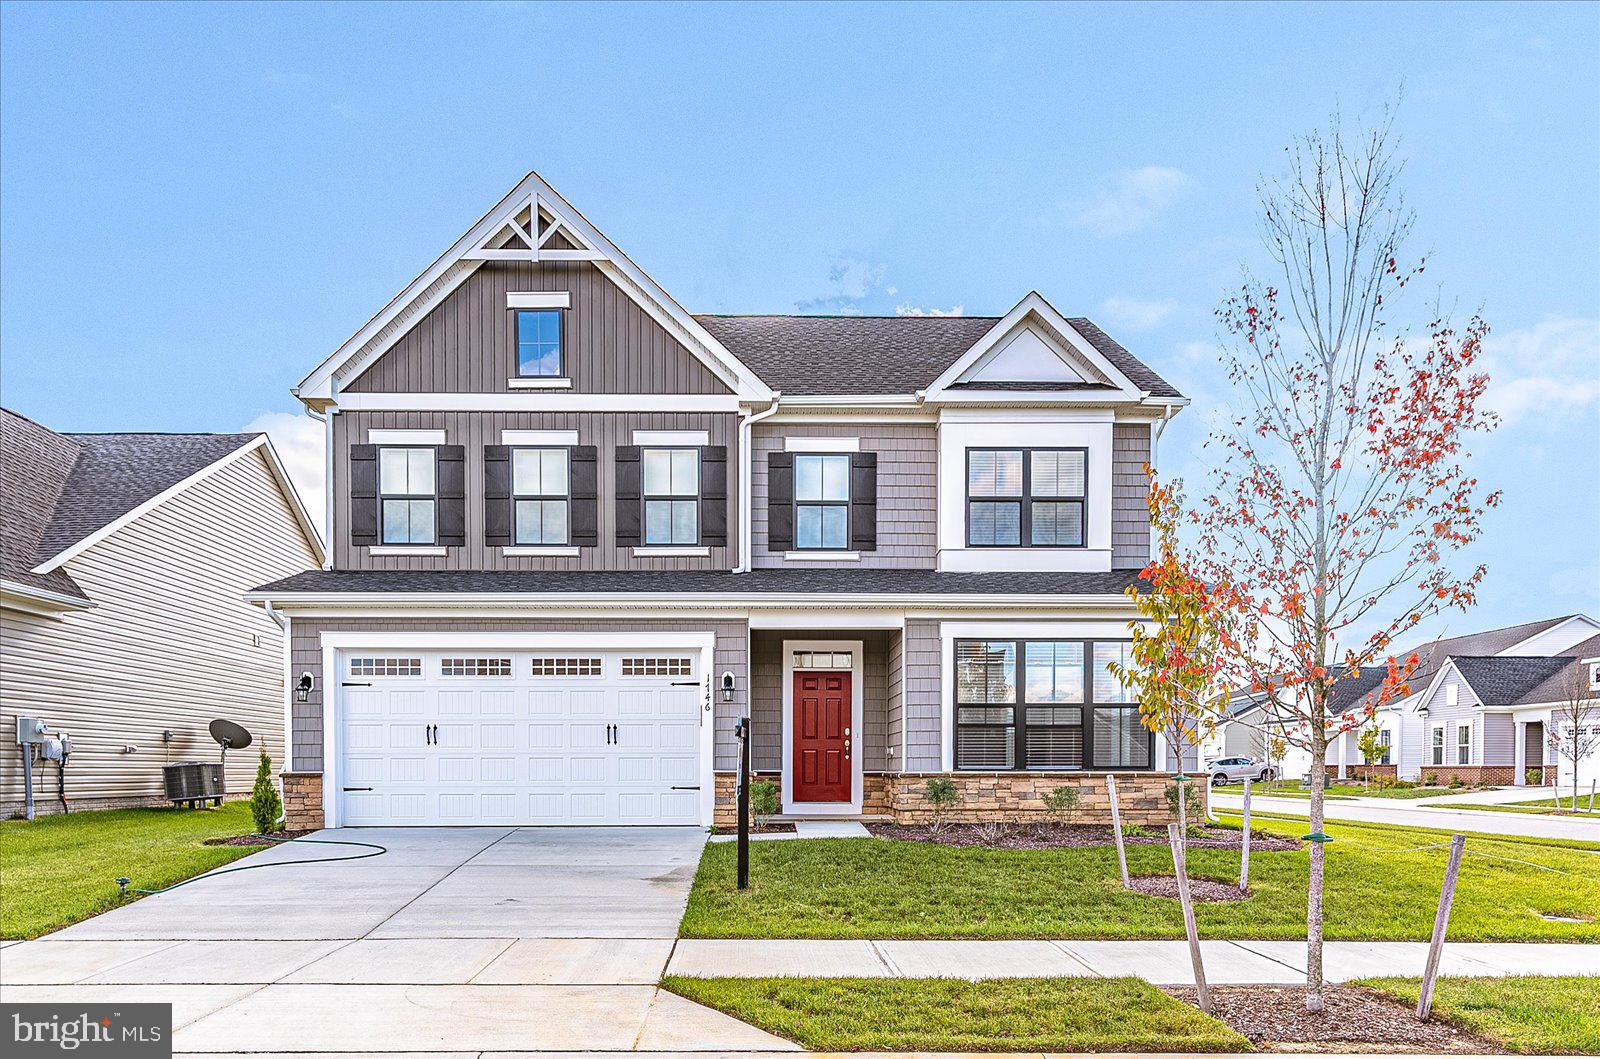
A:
720,671,736,703
294,671,314,703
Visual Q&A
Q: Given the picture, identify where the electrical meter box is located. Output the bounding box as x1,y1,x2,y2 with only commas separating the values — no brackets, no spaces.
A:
16,716,49,745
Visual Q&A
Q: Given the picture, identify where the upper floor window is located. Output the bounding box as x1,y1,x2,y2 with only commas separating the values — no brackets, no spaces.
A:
966,448,1086,548
379,447,437,544
794,454,851,549
516,309,563,378
512,447,570,545
643,448,699,545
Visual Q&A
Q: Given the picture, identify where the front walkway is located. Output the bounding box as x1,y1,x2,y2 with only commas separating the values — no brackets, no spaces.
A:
668,939,1600,984
0,827,795,1054
1209,791,1600,841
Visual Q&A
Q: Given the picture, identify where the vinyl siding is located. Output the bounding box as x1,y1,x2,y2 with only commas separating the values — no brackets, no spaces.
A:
748,630,891,773
342,260,730,395
750,422,937,568
903,619,943,770
1416,668,1483,770
1481,712,1515,765
289,617,748,772
1111,423,1151,570
887,629,905,770
332,410,738,571
0,451,318,811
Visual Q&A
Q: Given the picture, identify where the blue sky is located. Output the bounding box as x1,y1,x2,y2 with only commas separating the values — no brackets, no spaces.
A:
3,2,1596,641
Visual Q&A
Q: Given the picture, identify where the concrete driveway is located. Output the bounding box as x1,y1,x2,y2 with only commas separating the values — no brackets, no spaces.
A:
0,827,796,1055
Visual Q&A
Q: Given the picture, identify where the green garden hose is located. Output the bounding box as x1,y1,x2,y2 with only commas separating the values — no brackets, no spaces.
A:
115,833,388,896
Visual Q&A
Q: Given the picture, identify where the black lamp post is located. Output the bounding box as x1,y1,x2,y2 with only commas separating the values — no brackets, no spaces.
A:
734,716,751,890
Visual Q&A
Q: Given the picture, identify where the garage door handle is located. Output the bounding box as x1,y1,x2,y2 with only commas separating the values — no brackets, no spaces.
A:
670,785,700,791
670,680,699,686
342,681,371,687
342,787,373,792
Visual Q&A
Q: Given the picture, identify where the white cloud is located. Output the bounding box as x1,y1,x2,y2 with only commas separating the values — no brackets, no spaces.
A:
246,411,325,529
895,303,965,317
1098,296,1179,331
1069,166,1192,237
1478,317,1600,427
796,257,888,314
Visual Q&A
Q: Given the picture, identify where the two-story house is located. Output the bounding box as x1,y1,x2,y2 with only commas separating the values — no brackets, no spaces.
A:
250,173,1192,831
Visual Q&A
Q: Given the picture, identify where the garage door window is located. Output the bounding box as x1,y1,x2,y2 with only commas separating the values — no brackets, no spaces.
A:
349,657,422,677
441,657,512,677
531,657,603,677
622,656,693,677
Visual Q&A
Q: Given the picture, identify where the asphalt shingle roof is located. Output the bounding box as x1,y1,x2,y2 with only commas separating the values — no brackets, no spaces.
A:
252,567,1148,597
694,314,1183,398
1450,656,1573,706
1,409,86,599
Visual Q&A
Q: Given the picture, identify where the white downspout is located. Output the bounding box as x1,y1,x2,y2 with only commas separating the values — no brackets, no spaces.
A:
734,394,781,573
1149,402,1179,473
263,600,292,826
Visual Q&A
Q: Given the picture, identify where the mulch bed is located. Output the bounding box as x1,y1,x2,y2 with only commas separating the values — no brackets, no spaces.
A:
205,830,316,846
1165,984,1497,1053
1127,874,1250,902
750,821,797,834
865,822,1300,852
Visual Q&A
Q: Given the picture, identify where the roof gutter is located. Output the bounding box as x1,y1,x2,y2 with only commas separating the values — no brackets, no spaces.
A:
734,393,781,573
244,589,1145,611
0,579,95,614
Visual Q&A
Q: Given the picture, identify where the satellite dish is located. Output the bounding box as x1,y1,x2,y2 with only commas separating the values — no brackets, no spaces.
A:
209,719,253,765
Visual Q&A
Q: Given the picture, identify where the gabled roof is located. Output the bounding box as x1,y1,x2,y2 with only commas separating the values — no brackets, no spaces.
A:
1449,656,1572,706
2,408,325,598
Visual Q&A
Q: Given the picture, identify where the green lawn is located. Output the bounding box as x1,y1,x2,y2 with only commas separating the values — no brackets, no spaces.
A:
681,815,1600,941
1451,797,1597,817
663,976,1251,1052
1359,976,1600,1054
1243,782,1453,799
0,803,260,939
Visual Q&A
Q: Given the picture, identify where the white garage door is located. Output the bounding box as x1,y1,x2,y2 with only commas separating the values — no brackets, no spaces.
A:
336,649,705,826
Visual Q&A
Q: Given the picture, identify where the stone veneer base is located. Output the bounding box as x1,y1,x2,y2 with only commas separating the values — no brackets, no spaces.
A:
282,771,324,830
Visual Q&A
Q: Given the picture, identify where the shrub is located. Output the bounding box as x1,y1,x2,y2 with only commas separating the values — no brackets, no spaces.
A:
923,777,958,834
1390,779,1416,789
1042,784,1080,826
1526,768,1543,786
1121,823,1156,838
1164,779,1204,821
1449,775,1465,789
749,779,780,825
1424,772,1440,787
975,820,1010,846
249,751,283,835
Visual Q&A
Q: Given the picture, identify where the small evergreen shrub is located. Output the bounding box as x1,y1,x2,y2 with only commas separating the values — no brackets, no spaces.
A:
1121,823,1156,838
1164,780,1204,820
749,779,780,824
923,777,959,834
249,751,283,834
1042,784,1080,826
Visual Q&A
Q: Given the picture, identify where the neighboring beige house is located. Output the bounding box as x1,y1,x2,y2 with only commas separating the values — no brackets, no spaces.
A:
1,408,323,816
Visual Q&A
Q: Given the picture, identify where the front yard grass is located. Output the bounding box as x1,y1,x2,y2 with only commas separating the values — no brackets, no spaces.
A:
0,802,259,939
1451,797,1597,817
1244,781,1454,799
681,815,1600,941
1357,976,1600,1054
663,975,1251,1053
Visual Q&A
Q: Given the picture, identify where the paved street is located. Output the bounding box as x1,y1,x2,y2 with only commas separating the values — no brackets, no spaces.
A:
1209,791,1600,841
0,827,793,1054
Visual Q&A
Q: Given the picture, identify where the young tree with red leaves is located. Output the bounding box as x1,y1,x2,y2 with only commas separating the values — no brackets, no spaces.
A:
1178,113,1499,1011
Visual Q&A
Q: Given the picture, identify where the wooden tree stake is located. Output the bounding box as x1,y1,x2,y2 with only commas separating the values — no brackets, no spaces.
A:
1416,833,1466,1021
1169,821,1212,1013
1239,776,1253,892
1107,774,1130,888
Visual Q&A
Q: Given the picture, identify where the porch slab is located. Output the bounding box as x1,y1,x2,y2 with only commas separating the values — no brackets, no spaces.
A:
667,939,892,977
282,938,517,984
471,938,676,984
877,939,1095,978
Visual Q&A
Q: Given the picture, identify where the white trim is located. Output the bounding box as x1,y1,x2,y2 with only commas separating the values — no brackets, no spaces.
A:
784,436,861,453
749,611,906,630
507,377,573,390
633,430,711,446
1499,614,1600,656
502,546,580,557
506,291,571,309
320,631,717,829
780,638,865,815
367,429,448,445
32,435,326,574
501,429,580,447
632,546,712,558
251,590,1145,611
367,546,448,557
783,551,860,563
0,579,94,615
335,392,741,413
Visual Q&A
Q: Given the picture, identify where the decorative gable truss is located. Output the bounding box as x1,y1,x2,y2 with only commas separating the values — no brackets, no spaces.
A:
295,171,774,407
924,292,1153,404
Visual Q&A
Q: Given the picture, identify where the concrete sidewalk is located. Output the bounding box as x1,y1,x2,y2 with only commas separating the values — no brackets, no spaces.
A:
1209,791,1600,841
666,939,1600,984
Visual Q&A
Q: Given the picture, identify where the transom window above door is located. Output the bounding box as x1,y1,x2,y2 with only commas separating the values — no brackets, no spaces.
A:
643,448,700,545
379,447,437,544
512,447,570,545
793,651,853,669
966,448,1087,547
515,309,563,377
794,454,851,550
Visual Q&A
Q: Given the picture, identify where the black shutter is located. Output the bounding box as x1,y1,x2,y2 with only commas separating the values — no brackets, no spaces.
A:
850,450,878,551
484,445,511,548
615,445,642,547
700,445,728,548
767,451,794,551
349,444,379,547
570,445,598,547
436,445,466,547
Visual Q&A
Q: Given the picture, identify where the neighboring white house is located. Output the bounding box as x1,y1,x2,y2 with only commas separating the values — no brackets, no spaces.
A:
1207,614,1600,784
1,408,324,815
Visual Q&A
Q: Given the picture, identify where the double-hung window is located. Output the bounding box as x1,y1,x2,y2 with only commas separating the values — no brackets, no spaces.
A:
643,448,699,545
1430,726,1445,766
794,454,851,549
379,447,437,545
966,448,1087,547
954,638,1149,771
1456,724,1471,766
512,447,570,545
1376,729,1392,765
515,309,563,378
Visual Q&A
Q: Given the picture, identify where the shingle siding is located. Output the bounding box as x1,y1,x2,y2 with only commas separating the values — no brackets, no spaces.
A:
751,422,937,569
887,629,905,769
1111,423,1152,570
903,619,943,770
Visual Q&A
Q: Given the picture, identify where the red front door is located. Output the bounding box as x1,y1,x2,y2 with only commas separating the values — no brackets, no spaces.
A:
793,671,852,802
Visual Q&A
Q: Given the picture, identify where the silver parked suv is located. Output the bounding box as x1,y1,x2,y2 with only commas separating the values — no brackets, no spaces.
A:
1206,756,1277,786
